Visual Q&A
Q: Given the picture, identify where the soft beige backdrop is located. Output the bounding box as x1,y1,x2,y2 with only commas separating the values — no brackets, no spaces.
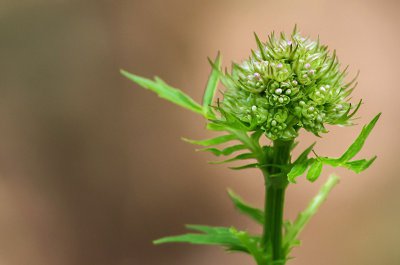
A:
0,0,399,265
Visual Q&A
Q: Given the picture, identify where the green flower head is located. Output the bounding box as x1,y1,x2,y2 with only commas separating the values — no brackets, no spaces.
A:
220,27,360,140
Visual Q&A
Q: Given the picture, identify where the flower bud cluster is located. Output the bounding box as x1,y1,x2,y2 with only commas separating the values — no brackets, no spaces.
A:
221,29,358,140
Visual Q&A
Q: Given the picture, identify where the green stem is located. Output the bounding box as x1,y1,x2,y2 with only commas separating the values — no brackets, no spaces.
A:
262,140,293,263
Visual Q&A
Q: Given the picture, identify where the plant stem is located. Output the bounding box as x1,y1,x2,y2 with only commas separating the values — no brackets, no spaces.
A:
262,140,293,263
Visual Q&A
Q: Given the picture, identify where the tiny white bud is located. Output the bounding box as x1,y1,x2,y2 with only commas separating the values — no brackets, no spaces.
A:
299,101,305,106
305,63,311,69
275,88,283,95
336,104,343,110
308,106,315,112
277,63,283,69
271,120,277,126
285,89,292,95
253,72,261,79
308,69,315,75
320,86,326,92
326,85,330,88
251,105,257,111
303,74,308,78
278,97,284,103
287,40,292,45
292,80,298,85
315,91,321,96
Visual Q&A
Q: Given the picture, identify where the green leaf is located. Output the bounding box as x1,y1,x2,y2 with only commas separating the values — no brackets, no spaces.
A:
121,69,203,115
319,157,340,167
227,189,264,224
154,225,252,254
229,163,259,170
230,228,267,265
283,174,340,256
186,224,233,235
202,53,221,118
154,233,240,246
288,158,315,183
337,113,381,163
209,152,256,164
182,134,236,146
197,144,246,156
343,156,377,173
290,141,299,151
306,160,323,182
287,143,316,183
251,130,264,143
293,142,316,164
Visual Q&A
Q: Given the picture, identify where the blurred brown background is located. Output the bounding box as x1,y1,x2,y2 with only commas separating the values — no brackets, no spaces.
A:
0,0,399,265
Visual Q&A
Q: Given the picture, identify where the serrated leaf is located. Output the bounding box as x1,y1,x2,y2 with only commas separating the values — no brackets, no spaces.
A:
182,134,236,146
306,160,323,182
227,189,264,224
121,70,203,114
343,156,377,173
288,158,315,183
197,144,246,156
337,113,381,163
203,53,221,118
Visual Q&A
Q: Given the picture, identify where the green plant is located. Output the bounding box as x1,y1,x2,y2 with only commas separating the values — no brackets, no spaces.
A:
121,27,380,265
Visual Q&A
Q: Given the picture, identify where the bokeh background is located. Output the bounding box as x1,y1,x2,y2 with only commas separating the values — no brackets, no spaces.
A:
0,0,399,265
